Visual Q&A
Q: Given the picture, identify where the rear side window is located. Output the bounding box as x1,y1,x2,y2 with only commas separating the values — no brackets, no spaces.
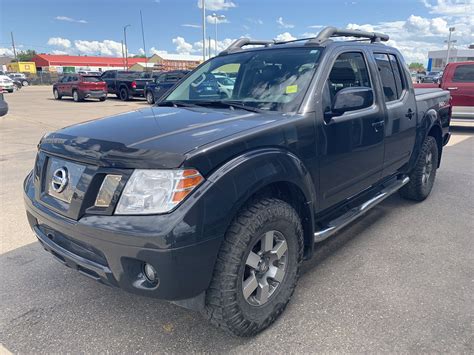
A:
389,54,406,97
452,64,474,83
374,53,403,102
83,76,100,82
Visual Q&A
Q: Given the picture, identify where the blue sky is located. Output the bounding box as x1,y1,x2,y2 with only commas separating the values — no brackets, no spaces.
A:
1,0,472,64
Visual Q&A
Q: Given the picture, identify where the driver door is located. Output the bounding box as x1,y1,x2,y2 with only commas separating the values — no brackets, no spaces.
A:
318,51,385,210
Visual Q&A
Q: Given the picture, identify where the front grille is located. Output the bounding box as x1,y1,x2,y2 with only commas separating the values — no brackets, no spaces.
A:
38,224,108,267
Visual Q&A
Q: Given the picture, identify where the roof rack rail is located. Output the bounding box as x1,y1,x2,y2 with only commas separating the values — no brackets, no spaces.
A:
306,26,389,45
219,38,274,55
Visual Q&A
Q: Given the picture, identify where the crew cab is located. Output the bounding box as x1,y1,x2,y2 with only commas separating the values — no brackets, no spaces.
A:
53,74,107,102
415,61,474,121
100,70,142,101
24,27,451,336
144,70,189,104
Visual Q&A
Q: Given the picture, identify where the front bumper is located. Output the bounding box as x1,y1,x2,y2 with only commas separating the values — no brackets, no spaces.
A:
24,182,222,303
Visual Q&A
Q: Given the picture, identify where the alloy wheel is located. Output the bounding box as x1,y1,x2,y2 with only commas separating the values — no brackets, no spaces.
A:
242,230,288,306
422,152,433,185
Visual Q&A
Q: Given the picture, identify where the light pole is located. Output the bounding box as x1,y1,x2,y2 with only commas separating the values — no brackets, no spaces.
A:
211,13,225,56
123,24,131,69
445,26,455,66
202,0,206,60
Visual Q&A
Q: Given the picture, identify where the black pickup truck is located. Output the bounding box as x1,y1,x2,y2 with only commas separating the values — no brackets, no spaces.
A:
100,70,144,101
24,27,450,336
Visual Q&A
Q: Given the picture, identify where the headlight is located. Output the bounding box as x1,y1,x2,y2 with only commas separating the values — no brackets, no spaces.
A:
115,169,204,215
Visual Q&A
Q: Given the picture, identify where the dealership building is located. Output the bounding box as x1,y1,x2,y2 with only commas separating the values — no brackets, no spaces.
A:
427,45,474,71
31,53,202,73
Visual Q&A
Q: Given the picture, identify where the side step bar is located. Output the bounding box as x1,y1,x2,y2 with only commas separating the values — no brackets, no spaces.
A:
314,176,409,243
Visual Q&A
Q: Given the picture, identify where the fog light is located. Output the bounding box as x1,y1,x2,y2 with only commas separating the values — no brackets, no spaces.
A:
143,263,158,283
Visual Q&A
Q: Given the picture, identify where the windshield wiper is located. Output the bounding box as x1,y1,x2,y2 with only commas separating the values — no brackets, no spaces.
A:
156,100,200,108
191,100,264,113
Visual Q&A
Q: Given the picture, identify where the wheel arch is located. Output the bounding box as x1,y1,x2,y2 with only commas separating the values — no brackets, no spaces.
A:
186,148,317,259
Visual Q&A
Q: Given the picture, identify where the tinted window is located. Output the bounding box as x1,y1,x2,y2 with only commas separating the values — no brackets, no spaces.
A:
453,64,474,83
389,54,405,97
325,52,372,104
83,76,100,82
102,71,115,79
374,53,398,101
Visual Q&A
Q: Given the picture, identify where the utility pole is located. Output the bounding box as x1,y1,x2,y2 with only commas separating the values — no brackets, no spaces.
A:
123,24,131,69
11,32,18,62
211,13,225,56
208,36,212,59
445,27,456,66
140,10,148,71
202,0,206,60
121,40,126,70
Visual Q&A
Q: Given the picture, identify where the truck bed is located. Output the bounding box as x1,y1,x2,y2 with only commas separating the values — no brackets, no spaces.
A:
414,88,450,125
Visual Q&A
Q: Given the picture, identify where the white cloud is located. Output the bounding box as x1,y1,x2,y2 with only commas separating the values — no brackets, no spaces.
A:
346,23,376,32
55,16,87,24
182,24,201,28
172,37,194,54
47,37,71,48
197,0,236,11
138,48,145,55
422,0,473,16
74,39,123,56
51,50,69,55
277,17,294,29
345,5,472,65
0,47,14,56
206,14,229,24
247,18,263,25
275,32,296,42
150,47,168,55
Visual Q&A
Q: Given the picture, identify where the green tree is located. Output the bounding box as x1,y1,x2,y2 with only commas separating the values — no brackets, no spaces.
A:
409,62,425,72
15,49,37,62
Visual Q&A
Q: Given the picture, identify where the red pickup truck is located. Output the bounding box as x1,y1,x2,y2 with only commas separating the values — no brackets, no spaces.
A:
53,74,107,102
414,62,474,121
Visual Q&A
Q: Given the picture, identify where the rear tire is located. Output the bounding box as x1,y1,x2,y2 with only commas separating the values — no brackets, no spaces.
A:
22,80,29,87
99,97,106,102
203,198,304,336
400,136,438,201
53,88,61,100
119,87,130,101
72,90,81,102
146,91,155,104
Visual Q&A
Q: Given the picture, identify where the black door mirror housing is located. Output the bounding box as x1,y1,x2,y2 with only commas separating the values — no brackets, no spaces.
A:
330,87,373,117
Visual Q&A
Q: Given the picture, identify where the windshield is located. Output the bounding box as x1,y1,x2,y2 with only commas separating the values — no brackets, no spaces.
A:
165,48,322,112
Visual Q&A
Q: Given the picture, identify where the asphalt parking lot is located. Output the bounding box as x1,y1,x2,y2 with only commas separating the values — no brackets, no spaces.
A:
1,86,473,353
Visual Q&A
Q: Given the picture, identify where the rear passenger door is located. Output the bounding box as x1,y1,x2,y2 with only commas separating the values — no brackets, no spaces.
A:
373,53,416,176
318,51,385,210
102,71,117,94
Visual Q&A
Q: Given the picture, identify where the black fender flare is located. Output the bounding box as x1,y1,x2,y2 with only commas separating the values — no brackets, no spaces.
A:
176,148,317,255
406,108,443,172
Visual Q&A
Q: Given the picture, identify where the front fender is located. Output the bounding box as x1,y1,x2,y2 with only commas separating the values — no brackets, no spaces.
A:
175,148,316,250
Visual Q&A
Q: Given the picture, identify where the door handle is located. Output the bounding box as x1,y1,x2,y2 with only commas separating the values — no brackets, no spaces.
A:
372,120,385,132
447,87,458,90
405,109,414,120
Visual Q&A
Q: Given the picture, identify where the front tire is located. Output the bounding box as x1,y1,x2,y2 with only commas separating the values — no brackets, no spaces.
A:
400,136,439,201
204,198,303,336
53,88,61,100
22,80,29,87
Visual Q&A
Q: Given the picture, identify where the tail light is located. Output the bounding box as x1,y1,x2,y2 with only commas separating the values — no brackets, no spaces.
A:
131,81,137,89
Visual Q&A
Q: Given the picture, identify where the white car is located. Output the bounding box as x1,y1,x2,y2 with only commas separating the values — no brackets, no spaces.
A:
0,75,15,93
8,73,30,86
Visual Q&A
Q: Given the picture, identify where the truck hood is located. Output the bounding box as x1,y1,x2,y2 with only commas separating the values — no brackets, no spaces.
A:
39,106,280,169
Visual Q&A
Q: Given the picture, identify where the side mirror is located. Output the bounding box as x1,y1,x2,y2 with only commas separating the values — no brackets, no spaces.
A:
329,87,373,118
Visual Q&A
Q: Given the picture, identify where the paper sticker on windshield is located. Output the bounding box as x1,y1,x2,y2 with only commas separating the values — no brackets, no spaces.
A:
286,85,298,94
